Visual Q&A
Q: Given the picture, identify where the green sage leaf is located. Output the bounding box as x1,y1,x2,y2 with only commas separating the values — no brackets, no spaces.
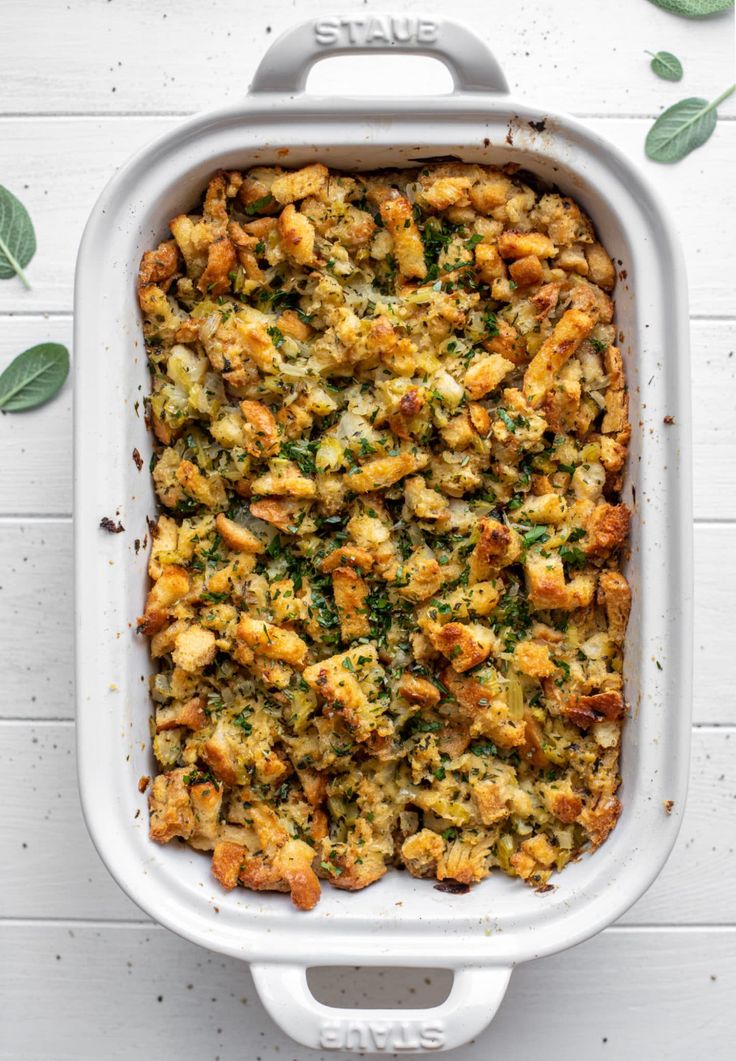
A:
647,50,683,81
0,186,36,289
0,343,69,412
646,0,733,16
645,84,735,162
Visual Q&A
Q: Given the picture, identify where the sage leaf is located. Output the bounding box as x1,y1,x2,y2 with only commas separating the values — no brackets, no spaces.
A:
0,343,69,412
0,186,36,290
645,84,735,162
646,50,683,81
646,0,733,16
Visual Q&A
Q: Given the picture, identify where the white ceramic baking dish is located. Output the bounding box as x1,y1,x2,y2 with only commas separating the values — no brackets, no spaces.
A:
75,15,693,1054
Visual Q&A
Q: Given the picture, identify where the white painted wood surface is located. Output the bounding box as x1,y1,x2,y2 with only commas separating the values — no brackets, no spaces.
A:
0,1,734,1058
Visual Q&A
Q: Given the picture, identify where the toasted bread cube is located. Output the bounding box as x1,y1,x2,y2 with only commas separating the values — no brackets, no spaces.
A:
176,459,228,510
422,176,472,211
212,841,246,890
270,163,328,204
597,570,631,642
513,641,557,679
303,644,384,743
401,829,445,877
189,781,224,851
464,353,514,400
148,515,180,579
469,172,513,213
155,696,208,732
138,239,179,292
521,833,557,867
149,768,195,843
278,204,315,265
215,513,265,554
197,237,236,296
398,673,441,707
251,459,316,498
473,781,511,826
543,782,583,824
564,691,624,729
138,565,191,636
438,581,501,620
601,346,629,434
238,400,280,458
516,492,567,525
346,451,428,493
270,578,307,625
585,241,616,291
379,196,427,280
277,308,312,342
585,503,631,558
474,242,506,284
249,497,309,533
403,476,450,522
470,518,521,581
331,566,371,641
172,625,217,672
319,544,375,573
497,230,556,260
441,669,527,750
509,254,543,288
431,621,496,672
544,379,581,433
236,615,308,668
524,552,568,610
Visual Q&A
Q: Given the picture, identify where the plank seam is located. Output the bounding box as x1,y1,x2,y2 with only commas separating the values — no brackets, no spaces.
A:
0,917,734,932
0,111,733,121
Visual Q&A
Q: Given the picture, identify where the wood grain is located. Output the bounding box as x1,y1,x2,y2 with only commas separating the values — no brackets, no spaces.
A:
0,722,732,925
0,0,732,118
0,922,733,1060
0,117,732,315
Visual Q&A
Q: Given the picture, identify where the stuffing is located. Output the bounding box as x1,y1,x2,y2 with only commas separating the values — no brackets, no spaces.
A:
139,162,630,907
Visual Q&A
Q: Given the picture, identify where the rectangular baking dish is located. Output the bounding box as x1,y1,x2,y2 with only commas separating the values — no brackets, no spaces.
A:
75,15,693,1054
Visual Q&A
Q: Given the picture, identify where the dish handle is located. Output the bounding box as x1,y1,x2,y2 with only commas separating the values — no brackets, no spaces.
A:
249,15,509,96
250,961,512,1053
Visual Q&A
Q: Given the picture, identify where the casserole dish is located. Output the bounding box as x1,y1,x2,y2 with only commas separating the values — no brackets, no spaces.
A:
75,15,693,1054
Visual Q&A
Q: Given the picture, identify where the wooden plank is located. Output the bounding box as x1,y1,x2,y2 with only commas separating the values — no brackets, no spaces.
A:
1,319,733,520
0,317,72,516
0,922,733,1060
0,117,732,316
0,522,74,720
0,722,141,921
693,323,736,519
0,721,732,924
4,520,728,725
0,0,732,118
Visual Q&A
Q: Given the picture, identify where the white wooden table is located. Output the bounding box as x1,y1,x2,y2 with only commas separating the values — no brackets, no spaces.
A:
1,1,734,1057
